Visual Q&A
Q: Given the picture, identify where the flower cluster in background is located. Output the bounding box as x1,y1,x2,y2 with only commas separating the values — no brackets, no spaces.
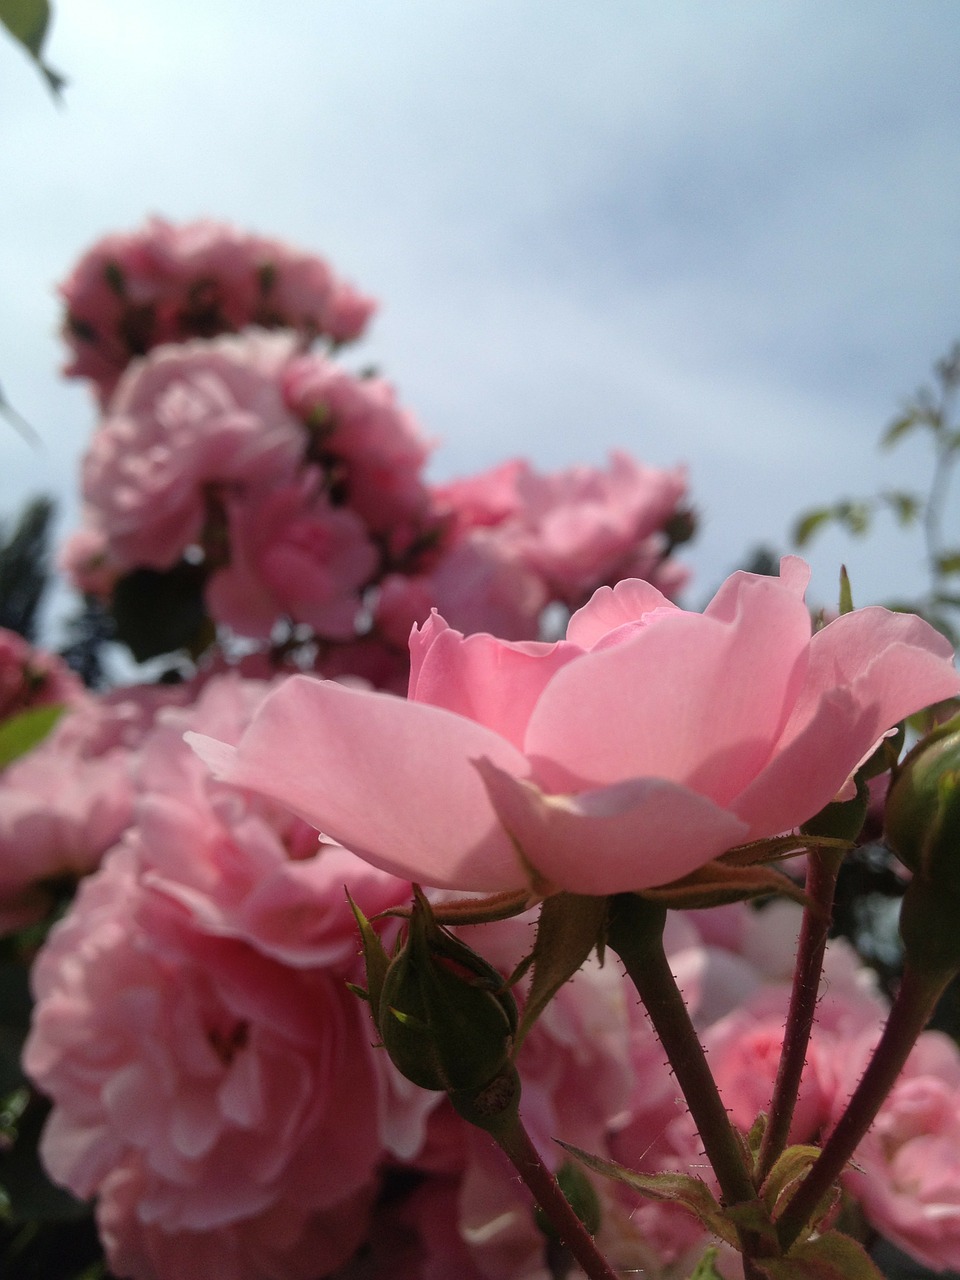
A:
61,217,692,692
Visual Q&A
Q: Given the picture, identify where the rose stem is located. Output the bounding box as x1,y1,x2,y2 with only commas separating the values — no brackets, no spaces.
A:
755,848,843,1184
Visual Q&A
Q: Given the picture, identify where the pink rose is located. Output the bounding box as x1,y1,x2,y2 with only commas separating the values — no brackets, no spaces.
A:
835,1031,960,1271
205,474,378,640
77,330,306,573
282,354,435,539
433,453,690,613
507,450,689,606
191,557,959,895
0,681,192,934
24,845,383,1279
23,673,424,1280
60,216,376,402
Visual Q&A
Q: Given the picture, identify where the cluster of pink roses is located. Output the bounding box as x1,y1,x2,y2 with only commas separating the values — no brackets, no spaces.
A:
21,664,960,1277
5,218,960,1279
11,554,960,1278
62,218,691,690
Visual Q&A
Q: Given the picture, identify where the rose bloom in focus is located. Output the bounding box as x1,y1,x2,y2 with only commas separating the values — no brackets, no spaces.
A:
190,557,960,896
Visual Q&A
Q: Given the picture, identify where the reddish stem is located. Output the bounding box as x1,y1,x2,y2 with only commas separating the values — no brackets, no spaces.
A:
776,960,949,1250
494,1112,621,1280
756,849,842,1183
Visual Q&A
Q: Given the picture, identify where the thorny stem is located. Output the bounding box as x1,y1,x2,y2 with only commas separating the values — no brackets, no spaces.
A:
492,1109,621,1280
776,960,950,1251
606,895,757,1212
755,849,843,1183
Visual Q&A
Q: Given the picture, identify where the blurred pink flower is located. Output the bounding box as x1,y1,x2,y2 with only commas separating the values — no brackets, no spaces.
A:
0,682,192,934
60,216,376,402
205,474,378,640
433,452,690,612
77,330,306,574
0,628,86,723
282,353,436,541
835,1029,960,1270
191,557,960,895
25,845,382,1278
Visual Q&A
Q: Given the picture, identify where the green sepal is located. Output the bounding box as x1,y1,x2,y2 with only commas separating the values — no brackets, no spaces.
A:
723,1197,780,1252
801,775,868,843
755,1231,885,1280
0,702,64,769
741,1112,767,1173
838,565,854,616
555,1139,742,1249
391,888,535,928
511,892,607,1051
345,890,391,1025
637,860,811,912
759,1144,824,1219
720,835,851,868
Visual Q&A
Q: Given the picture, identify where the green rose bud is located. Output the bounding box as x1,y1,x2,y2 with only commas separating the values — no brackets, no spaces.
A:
885,713,960,891
378,887,519,1095
886,713,960,980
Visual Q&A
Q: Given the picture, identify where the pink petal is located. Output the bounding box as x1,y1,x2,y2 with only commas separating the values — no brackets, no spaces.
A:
408,611,581,749
782,606,960,747
565,578,677,649
475,758,749,895
730,687,877,837
526,571,813,804
188,675,532,891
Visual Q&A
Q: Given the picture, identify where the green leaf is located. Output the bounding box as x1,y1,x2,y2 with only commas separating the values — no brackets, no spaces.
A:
792,508,834,548
879,490,920,525
882,408,940,448
0,0,48,54
756,1230,885,1280
512,893,606,1050
555,1139,744,1248
688,1245,725,1280
936,552,960,576
533,1160,601,1239
0,0,65,94
759,1144,821,1217
835,501,871,537
0,1095,88,1222
0,703,64,769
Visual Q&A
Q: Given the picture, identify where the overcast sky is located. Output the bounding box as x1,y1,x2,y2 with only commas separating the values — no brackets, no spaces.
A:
1,1,959,633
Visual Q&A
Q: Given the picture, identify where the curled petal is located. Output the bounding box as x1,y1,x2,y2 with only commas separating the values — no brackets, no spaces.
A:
474,758,749,896
409,611,581,748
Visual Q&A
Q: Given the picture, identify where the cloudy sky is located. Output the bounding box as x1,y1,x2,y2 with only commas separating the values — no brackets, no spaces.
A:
1,1,959,633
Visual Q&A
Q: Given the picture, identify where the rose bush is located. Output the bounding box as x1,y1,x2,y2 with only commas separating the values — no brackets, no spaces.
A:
190,556,960,895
